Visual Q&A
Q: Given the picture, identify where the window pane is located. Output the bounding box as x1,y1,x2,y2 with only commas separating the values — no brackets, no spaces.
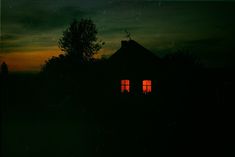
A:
121,85,125,92
143,80,152,93
146,80,151,85
121,80,130,93
143,86,147,92
147,86,152,92
121,80,129,85
125,85,130,92
143,80,151,85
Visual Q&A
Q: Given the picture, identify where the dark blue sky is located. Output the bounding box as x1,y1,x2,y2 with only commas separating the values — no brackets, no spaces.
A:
1,0,235,71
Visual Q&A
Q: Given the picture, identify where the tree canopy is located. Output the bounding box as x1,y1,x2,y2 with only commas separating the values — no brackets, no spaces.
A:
41,18,104,75
58,18,104,62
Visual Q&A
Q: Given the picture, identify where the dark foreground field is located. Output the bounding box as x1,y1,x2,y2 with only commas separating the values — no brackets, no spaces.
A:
1,72,235,157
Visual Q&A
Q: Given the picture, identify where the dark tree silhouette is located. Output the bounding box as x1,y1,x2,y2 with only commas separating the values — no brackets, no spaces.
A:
41,18,104,75
58,18,104,62
1,62,8,77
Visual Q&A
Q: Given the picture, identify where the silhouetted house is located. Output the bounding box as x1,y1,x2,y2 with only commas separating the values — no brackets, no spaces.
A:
107,40,161,95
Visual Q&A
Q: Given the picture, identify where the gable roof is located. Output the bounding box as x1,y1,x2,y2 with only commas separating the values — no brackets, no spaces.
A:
108,40,161,78
109,40,160,64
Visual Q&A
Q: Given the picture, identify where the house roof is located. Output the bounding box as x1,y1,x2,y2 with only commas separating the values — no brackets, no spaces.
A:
109,40,160,63
108,40,161,78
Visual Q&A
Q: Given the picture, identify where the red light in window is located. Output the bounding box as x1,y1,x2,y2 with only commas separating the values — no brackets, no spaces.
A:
121,80,130,93
143,80,152,93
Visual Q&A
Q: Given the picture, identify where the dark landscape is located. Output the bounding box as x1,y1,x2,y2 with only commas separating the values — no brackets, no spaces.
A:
1,1,235,156
1,39,235,156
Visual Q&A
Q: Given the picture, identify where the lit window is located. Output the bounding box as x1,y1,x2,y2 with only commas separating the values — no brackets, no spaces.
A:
121,80,130,93
143,80,152,93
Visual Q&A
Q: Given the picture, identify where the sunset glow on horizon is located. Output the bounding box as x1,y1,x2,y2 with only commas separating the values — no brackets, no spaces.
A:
1,0,235,72
1,49,61,72
0,47,117,72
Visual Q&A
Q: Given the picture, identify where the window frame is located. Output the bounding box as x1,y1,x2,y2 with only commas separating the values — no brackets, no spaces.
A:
142,80,152,94
121,79,130,93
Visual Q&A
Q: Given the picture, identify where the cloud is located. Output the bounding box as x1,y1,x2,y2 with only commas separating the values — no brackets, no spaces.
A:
1,0,235,70
1,1,87,53
0,33,61,53
3,5,85,31
0,34,21,40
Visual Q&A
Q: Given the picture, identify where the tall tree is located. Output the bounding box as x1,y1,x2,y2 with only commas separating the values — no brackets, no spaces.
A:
58,18,104,62
41,18,104,75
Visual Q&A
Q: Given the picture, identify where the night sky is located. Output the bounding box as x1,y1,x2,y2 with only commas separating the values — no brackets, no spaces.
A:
1,0,235,72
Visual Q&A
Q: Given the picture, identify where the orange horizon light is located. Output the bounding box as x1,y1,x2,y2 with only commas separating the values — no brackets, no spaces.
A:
121,79,130,93
1,49,61,72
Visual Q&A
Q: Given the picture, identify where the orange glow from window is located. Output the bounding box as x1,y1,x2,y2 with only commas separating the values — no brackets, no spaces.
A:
143,80,152,93
121,80,130,93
